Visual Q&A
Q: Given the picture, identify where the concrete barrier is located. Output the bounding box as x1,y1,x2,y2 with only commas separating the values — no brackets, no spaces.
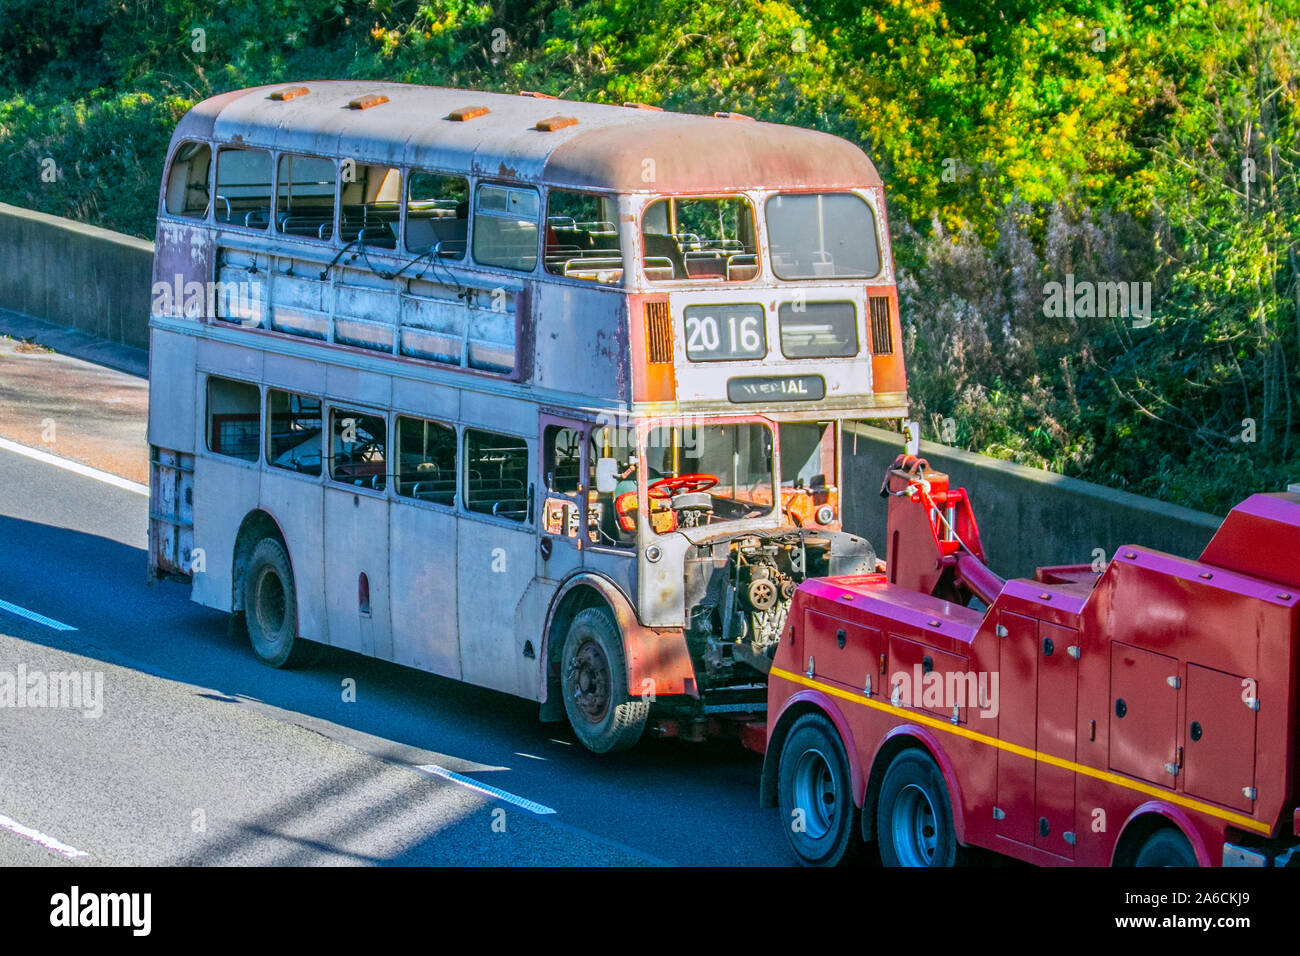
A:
0,203,1225,575
841,422,1224,579
0,202,153,350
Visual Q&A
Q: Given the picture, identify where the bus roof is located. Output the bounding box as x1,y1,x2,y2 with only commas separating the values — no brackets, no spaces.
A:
174,80,882,194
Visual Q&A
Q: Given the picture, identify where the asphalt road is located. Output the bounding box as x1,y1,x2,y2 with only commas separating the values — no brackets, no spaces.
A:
0,444,795,866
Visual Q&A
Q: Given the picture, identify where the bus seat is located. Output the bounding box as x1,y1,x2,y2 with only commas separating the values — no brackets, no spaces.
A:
642,233,686,278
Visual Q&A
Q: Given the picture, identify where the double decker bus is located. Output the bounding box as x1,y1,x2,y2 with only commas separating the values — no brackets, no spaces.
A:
147,80,907,753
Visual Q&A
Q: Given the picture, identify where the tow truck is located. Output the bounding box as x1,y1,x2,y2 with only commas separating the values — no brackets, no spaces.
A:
760,454,1300,867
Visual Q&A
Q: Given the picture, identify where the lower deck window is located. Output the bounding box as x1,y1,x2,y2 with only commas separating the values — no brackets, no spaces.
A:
206,377,260,461
267,390,322,475
330,408,388,491
465,429,529,521
397,417,457,505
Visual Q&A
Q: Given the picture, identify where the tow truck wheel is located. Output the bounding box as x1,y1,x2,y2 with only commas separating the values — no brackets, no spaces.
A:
243,538,321,669
1134,828,1198,867
877,749,958,867
777,714,862,866
560,608,648,754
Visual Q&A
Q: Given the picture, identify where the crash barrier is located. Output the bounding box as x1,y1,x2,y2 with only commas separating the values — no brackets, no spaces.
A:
0,202,153,350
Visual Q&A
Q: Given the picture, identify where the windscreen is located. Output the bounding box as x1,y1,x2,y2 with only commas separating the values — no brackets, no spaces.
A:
766,192,880,280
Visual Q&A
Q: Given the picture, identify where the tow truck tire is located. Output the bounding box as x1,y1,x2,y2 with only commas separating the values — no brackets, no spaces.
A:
877,749,958,867
560,608,648,754
1134,828,1198,867
243,538,320,669
777,714,861,866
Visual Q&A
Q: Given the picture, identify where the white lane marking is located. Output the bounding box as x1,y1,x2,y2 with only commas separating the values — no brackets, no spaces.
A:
416,764,556,815
0,812,89,859
0,597,76,631
0,437,148,496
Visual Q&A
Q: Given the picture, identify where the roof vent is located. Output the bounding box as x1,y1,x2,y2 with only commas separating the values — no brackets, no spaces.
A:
448,106,491,122
348,94,389,110
713,111,755,121
623,102,664,111
535,115,579,132
269,86,310,101
520,90,559,99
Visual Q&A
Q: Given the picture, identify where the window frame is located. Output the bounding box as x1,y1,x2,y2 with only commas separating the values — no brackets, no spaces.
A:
763,190,883,282
395,413,459,510
471,181,542,274
273,152,340,245
638,193,762,285
213,145,275,233
326,404,391,496
542,188,626,286
204,375,262,464
461,426,533,525
265,387,325,478
162,140,213,221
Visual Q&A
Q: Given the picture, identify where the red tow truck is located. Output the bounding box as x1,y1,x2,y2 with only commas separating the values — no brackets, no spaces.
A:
761,456,1300,867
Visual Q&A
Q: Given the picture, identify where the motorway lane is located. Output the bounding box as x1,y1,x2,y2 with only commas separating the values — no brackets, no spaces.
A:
0,446,795,866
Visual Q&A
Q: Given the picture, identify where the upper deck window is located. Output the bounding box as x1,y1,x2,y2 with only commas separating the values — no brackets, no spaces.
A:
641,197,758,282
406,172,469,260
340,162,400,249
473,184,540,272
276,154,336,242
215,147,272,230
765,192,881,280
545,190,622,283
164,142,211,219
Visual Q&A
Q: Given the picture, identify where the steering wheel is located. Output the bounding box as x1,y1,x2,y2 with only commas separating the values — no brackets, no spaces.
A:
648,473,719,499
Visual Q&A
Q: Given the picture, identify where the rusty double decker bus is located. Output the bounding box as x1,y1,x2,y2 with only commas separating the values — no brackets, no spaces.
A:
147,81,907,752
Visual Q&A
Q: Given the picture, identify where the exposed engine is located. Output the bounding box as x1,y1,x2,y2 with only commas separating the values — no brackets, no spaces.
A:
683,529,877,688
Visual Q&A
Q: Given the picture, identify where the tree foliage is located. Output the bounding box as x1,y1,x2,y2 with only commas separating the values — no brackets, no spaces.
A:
0,0,1295,513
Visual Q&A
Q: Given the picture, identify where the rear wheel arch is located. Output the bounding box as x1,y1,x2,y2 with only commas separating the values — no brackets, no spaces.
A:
540,578,621,721
1112,805,1207,867
232,510,289,614
763,694,862,810
862,728,967,846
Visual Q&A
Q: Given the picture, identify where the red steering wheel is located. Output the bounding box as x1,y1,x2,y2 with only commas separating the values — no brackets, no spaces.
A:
648,473,719,499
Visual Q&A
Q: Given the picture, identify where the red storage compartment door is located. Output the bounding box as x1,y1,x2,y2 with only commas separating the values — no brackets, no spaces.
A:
1184,663,1257,813
1109,643,1179,786
806,610,884,698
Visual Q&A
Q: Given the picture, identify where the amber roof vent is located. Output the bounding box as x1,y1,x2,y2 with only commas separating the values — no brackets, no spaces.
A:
348,94,389,110
535,115,579,132
448,106,491,122
269,86,310,101
713,111,755,121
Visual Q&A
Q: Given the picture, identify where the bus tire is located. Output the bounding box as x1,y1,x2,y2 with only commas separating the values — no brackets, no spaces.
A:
560,607,647,754
777,713,861,866
877,749,958,867
1134,828,1198,867
243,538,319,669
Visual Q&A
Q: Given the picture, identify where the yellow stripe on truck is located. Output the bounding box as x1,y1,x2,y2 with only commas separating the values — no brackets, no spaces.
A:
769,665,1273,836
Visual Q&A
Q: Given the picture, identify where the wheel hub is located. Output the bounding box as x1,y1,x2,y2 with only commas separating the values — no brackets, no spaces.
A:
567,639,611,724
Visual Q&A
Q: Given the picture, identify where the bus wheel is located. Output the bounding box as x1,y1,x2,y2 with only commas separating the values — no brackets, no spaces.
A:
560,608,648,754
877,749,958,867
243,538,318,669
1134,828,1198,867
777,713,861,866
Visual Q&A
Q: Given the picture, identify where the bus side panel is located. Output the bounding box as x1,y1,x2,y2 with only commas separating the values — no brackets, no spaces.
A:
390,499,461,678
529,283,628,403
323,487,391,658
147,328,197,454
191,453,260,612
458,513,537,698
261,468,327,644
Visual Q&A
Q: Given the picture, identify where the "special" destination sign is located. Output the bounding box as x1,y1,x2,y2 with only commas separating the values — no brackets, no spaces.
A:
727,374,826,403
